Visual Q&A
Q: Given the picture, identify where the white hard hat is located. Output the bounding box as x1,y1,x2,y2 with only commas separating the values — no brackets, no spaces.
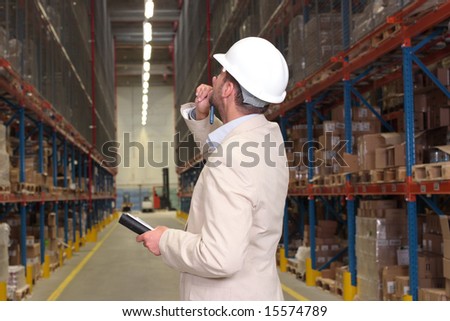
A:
213,37,289,104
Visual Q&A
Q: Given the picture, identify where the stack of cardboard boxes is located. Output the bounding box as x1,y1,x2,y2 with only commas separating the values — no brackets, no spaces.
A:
7,265,27,301
0,223,9,296
304,220,341,268
0,123,10,191
441,216,450,299
356,200,408,300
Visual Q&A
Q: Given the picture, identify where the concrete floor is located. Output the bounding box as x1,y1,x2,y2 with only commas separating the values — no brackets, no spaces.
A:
28,211,341,301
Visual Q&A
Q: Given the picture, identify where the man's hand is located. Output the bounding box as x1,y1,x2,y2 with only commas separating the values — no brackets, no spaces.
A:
136,226,168,256
195,84,213,120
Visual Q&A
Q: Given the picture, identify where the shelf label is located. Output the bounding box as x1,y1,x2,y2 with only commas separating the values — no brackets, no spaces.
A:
433,183,440,192
392,184,397,192
420,185,426,193
381,186,386,193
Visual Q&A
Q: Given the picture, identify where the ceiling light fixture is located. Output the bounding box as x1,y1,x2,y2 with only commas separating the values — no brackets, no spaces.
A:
143,61,150,72
143,44,152,61
145,0,154,19
143,22,152,42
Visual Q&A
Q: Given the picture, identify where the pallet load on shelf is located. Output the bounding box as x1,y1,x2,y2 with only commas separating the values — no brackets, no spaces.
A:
0,223,9,299
0,122,10,193
440,215,450,299
393,211,450,301
304,13,343,79
356,199,408,300
351,0,411,43
46,212,61,269
287,14,305,89
25,235,41,284
7,266,29,301
304,220,342,268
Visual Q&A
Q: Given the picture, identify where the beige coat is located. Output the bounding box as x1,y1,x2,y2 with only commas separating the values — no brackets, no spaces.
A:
159,104,288,300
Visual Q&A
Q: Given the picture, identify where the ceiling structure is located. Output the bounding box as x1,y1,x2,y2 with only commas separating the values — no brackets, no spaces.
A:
107,0,180,87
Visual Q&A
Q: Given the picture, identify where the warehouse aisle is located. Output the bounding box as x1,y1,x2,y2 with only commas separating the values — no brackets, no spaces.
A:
28,211,340,301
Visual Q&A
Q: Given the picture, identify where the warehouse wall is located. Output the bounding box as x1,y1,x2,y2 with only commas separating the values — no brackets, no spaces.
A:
116,86,177,210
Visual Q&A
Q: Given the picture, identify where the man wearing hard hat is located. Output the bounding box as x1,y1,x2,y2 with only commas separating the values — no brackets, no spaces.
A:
137,37,289,300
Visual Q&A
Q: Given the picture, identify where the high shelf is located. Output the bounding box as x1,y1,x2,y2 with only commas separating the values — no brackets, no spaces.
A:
0,0,116,286
175,0,450,301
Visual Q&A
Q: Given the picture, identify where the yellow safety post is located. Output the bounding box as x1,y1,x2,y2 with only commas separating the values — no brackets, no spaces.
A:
66,240,73,259
305,258,321,286
402,295,413,301
81,231,87,246
74,231,80,252
343,271,357,301
42,254,50,278
92,225,98,242
86,228,92,243
279,247,288,272
59,247,64,267
26,265,33,292
0,282,7,301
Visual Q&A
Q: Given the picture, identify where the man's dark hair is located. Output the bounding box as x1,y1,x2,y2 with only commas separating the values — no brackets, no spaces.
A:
224,71,268,115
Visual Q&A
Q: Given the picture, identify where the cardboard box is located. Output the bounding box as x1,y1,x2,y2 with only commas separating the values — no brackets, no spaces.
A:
26,242,40,259
440,216,450,258
437,68,450,86
418,253,443,279
48,227,57,239
395,276,410,298
8,243,21,266
26,235,35,246
444,258,450,279
382,265,409,300
394,144,405,167
446,278,450,298
47,212,56,226
340,153,358,173
418,288,448,301
422,233,443,255
358,133,403,171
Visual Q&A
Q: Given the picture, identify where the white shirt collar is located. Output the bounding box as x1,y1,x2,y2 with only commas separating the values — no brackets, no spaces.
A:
207,114,257,148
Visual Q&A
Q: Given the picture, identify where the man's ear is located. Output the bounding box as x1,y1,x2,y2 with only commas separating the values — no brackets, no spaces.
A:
221,80,234,98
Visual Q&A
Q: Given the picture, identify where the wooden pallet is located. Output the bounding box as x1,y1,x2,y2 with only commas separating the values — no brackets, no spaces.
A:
286,259,305,280
413,162,450,181
315,277,336,293
13,285,30,301
49,262,60,272
13,182,37,194
358,170,371,183
335,286,343,297
0,184,10,193
371,24,401,48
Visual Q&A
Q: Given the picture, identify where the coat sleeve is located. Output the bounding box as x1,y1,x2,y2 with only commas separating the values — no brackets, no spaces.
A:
180,103,222,152
159,149,257,278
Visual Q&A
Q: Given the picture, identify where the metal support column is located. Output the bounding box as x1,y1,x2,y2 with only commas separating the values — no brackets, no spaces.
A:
38,122,44,174
19,203,27,266
64,201,69,244
52,131,58,188
54,201,59,232
306,100,316,269
63,139,67,188
19,108,25,184
402,41,419,301
344,78,357,289
39,202,45,263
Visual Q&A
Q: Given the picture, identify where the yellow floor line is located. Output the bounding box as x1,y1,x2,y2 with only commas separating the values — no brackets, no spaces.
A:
47,224,118,301
281,283,309,301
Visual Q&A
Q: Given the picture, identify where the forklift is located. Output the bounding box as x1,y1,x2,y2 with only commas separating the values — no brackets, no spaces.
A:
121,192,133,212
